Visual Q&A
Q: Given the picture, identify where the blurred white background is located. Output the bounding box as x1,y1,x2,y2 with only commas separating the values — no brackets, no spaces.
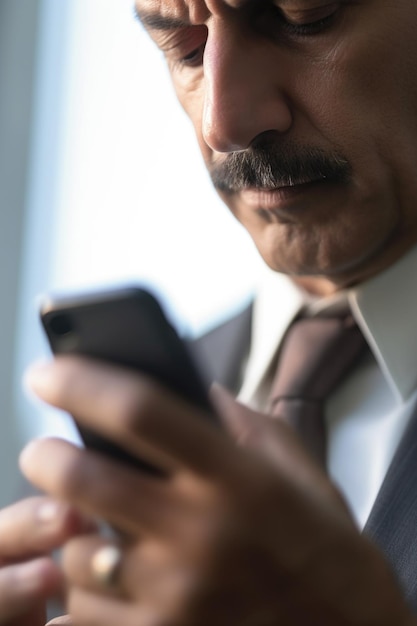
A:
0,0,260,504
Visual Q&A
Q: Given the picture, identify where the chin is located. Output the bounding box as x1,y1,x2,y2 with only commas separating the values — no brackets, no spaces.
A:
257,240,391,288
251,208,405,286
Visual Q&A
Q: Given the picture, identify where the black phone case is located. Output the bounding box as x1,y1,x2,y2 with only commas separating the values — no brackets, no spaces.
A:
40,286,215,475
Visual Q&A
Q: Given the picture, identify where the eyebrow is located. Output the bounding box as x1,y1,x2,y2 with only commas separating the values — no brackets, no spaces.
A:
132,0,307,31
133,7,189,31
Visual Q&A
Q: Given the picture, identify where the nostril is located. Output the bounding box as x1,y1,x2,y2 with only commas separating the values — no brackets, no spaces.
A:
249,130,284,150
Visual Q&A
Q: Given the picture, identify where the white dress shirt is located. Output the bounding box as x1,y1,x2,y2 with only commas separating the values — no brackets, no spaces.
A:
238,244,417,528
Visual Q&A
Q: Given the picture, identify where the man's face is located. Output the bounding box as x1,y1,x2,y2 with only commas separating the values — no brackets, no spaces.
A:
136,0,417,288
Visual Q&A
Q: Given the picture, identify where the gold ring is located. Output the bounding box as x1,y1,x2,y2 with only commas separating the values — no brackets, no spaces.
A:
91,545,122,589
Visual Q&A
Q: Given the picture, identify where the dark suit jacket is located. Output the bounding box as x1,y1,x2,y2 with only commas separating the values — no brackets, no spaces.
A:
189,302,417,612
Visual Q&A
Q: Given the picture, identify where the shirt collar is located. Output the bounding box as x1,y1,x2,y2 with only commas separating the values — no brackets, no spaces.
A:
239,244,417,405
238,266,306,402
349,244,417,403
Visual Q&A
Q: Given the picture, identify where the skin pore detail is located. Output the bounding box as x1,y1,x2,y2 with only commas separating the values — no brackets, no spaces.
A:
132,0,416,289
133,0,417,296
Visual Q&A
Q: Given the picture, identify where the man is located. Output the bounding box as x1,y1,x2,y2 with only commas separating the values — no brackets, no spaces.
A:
1,0,417,624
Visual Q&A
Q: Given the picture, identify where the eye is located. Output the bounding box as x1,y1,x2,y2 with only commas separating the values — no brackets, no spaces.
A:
257,2,342,38
180,42,206,67
282,5,339,36
163,25,207,70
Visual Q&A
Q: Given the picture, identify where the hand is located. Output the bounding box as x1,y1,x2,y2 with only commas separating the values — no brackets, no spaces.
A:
0,495,94,626
20,356,416,626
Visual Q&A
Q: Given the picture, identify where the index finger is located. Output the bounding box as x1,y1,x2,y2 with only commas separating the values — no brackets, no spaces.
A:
25,357,242,482
0,497,95,562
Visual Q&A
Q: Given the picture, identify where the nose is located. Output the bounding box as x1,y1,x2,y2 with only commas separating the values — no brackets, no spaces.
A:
202,21,293,153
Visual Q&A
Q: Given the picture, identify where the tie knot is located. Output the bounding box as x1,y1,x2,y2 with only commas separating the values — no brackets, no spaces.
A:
270,314,367,409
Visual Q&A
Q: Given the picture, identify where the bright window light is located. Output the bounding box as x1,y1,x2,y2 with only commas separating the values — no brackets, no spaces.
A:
16,0,260,443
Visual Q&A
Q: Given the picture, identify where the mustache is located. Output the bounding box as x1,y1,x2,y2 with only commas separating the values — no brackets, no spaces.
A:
209,142,352,193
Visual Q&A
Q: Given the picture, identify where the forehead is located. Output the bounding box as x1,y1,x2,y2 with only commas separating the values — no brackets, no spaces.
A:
134,0,267,24
134,0,417,48
135,0,204,23
134,0,417,11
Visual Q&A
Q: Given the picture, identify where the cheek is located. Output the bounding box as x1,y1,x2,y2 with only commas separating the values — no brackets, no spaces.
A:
172,76,214,167
253,209,401,281
221,176,403,281
310,21,417,164
289,27,417,237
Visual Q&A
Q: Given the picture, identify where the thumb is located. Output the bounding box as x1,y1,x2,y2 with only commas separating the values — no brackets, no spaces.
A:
209,382,262,445
210,382,295,453
209,382,328,484
209,385,354,521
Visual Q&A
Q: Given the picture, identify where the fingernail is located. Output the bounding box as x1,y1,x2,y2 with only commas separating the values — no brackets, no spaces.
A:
209,382,236,411
36,500,98,533
210,382,232,397
23,360,54,392
19,438,45,474
37,501,63,523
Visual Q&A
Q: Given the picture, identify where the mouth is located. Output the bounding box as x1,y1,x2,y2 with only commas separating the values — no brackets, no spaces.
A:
239,178,337,221
244,177,325,202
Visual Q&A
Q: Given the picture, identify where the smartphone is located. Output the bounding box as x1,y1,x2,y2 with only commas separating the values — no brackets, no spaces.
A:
39,285,216,475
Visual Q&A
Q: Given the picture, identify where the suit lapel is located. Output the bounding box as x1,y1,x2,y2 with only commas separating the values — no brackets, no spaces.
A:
364,402,417,610
187,302,253,393
190,303,417,605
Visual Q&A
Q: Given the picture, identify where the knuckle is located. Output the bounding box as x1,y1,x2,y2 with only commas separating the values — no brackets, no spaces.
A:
54,453,91,501
0,497,50,553
116,376,163,436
